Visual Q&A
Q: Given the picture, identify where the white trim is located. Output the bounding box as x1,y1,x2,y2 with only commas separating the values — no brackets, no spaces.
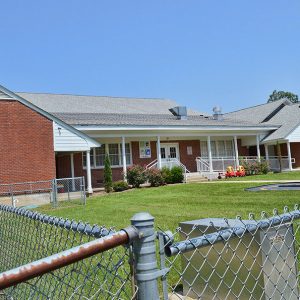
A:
75,125,278,131
0,85,100,149
121,136,127,180
82,142,132,170
207,136,213,173
264,144,269,160
86,150,93,194
160,143,180,161
157,136,162,169
256,135,261,162
234,136,239,166
86,132,273,138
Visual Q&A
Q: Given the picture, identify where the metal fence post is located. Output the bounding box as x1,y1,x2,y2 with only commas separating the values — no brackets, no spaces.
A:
131,212,160,300
51,179,57,207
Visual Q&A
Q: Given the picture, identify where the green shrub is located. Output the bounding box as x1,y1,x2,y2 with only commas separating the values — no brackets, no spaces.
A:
146,168,165,187
161,166,184,184
170,166,184,183
240,158,270,175
161,167,173,184
104,154,112,193
112,180,129,192
126,165,147,188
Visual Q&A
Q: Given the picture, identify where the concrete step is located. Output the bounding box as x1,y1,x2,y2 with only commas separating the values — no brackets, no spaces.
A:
185,175,208,183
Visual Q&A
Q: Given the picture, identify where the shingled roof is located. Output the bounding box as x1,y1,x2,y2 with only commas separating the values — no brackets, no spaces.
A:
17,92,202,116
224,99,300,142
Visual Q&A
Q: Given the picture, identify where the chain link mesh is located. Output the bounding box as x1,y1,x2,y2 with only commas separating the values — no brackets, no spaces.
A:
0,181,52,208
0,205,135,299
53,177,86,207
159,206,300,300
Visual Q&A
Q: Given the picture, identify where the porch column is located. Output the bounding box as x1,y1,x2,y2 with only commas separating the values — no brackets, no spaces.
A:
70,153,75,191
287,141,293,170
86,150,93,194
256,135,261,162
233,136,239,167
264,144,269,160
121,136,127,181
207,136,213,173
157,136,162,169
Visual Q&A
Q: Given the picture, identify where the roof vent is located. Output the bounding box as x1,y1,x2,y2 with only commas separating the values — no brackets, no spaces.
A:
213,106,223,120
169,106,187,120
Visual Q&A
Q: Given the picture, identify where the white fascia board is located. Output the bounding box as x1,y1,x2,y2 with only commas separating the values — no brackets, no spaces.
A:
0,85,100,149
74,125,278,132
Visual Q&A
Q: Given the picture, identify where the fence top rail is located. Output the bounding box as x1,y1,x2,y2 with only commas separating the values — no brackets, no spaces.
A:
165,206,300,257
55,176,84,181
0,226,138,290
0,204,113,238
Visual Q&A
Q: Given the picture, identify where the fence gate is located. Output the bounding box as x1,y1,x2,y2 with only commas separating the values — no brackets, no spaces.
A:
52,177,86,207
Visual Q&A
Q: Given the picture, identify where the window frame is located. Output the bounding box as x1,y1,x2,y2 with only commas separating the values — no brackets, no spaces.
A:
82,143,133,169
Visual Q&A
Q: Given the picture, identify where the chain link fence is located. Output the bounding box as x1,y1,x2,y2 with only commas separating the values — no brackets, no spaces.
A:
0,205,135,299
1,205,300,299
52,177,86,207
159,206,300,299
0,177,86,208
0,181,53,208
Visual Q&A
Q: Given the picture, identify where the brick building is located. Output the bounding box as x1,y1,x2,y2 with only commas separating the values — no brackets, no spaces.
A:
1,84,299,193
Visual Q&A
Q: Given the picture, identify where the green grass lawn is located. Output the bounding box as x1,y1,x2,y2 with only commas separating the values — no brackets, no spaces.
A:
36,180,300,232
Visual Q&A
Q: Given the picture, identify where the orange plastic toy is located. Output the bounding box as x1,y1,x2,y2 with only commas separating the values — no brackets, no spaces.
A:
225,166,235,178
235,165,246,177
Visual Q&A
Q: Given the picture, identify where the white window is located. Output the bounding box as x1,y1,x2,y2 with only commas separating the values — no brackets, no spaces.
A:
83,143,132,168
200,140,234,158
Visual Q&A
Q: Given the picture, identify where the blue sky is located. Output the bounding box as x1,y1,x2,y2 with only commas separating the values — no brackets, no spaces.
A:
1,0,299,114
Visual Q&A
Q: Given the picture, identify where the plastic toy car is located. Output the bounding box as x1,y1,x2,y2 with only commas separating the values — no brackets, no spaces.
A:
225,166,235,178
235,165,246,177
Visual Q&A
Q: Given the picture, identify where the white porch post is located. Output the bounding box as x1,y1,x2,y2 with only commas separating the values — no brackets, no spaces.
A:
234,136,239,167
264,144,269,160
256,135,261,162
70,153,75,191
207,136,213,173
86,150,93,194
287,141,293,170
157,136,162,169
121,136,127,181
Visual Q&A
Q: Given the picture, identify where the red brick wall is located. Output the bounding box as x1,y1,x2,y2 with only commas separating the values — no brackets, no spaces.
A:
0,100,55,183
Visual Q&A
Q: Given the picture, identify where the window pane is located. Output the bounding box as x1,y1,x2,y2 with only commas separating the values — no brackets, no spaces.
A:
225,141,234,157
161,148,166,159
109,144,119,165
211,141,217,157
218,141,226,157
95,145,105,167
121,143,131,165
200,141,208,157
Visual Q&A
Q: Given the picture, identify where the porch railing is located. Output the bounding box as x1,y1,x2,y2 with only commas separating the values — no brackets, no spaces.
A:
146,158,190,182
196,156,295,173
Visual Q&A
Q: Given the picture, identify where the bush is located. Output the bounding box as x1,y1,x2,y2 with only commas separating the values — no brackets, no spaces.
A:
161,166,184,184
240,158,270,175
126,165,147,188
104,154,112,193
112,180,129,192
161,167,173,184
146,168,165,187
170,166,184,183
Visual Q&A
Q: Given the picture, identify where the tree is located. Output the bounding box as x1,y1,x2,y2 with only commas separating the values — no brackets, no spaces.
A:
104,154,113,193
267,90,298,103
